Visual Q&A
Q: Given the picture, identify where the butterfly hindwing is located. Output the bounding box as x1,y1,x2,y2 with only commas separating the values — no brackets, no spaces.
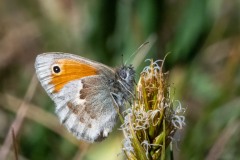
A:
55,76,117,142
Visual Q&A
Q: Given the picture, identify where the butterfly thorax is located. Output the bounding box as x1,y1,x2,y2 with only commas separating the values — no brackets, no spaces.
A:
108,65,135,109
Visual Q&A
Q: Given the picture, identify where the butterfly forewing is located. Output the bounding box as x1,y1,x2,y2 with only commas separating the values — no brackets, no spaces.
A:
35,53,117,142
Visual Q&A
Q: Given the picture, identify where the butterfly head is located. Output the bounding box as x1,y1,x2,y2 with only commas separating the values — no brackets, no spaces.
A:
115,65,135,92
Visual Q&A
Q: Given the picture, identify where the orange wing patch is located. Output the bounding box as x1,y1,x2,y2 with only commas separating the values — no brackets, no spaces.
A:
50,59,97,93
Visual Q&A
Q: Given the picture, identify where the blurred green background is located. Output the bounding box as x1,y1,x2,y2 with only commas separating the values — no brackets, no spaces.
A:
0,0,240,160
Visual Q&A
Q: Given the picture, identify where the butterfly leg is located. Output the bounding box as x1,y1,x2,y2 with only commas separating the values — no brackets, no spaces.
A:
110,92,121,112
110,92,124,122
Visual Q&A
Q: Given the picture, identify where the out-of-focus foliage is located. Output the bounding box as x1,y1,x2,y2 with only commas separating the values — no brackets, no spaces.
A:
0,0,240,160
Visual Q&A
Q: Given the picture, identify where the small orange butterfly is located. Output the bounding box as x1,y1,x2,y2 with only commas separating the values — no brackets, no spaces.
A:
35,53,135,142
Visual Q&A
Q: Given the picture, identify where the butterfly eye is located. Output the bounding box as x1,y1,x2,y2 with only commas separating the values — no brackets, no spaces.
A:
120,70,127,79
52,65,61,74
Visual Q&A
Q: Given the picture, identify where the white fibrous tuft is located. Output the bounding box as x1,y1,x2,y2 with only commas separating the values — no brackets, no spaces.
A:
121,59,186,159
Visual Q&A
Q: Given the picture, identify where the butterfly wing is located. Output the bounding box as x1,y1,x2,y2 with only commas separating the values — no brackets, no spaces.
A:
35,53,117,142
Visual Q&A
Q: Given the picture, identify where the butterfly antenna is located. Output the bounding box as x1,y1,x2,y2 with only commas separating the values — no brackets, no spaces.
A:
121,54,124,66
124,41,150,65
127,34,157,68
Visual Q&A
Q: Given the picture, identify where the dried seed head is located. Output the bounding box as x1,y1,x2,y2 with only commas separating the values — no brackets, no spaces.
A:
121,59,185,160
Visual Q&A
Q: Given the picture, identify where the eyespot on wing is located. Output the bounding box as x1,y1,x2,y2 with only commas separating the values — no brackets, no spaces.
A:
50,59,98,93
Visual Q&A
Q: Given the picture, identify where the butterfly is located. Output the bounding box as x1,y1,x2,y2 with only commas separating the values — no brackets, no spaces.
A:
35,53,135,142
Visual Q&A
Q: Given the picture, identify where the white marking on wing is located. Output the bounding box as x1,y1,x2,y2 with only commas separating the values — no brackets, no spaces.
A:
65,113,77,129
